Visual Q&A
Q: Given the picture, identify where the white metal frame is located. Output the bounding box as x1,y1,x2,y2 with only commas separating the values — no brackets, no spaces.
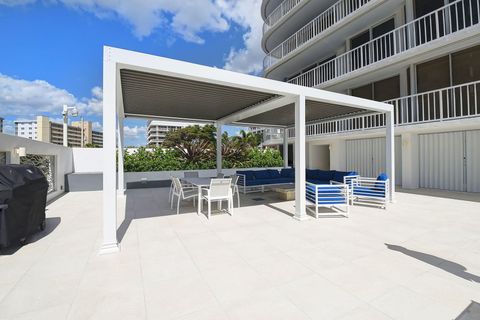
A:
171,177,198,215
306,182,350,218
101,46,393,254
351,176,390,209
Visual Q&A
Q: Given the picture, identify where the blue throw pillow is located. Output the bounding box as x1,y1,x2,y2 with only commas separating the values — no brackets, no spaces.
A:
317,170,334,181
266,169,281,179
375,173,388,190
306,169,317,180
254,170,270,179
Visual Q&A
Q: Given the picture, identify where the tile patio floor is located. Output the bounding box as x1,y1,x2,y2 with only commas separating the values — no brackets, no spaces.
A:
0,187,479,319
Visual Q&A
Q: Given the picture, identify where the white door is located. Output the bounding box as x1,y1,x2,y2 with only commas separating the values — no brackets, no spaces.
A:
346,137,401,184
419,132,465,191
466,130,480,192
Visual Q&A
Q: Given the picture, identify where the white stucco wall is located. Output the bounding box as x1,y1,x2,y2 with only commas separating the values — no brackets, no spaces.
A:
72,148,104,173
0,133,74,201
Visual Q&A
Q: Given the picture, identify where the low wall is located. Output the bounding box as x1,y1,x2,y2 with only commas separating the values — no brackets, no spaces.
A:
0,133,73,201
124,167,285,185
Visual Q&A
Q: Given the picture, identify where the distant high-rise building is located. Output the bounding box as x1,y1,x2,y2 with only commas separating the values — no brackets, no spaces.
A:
0,117,4,133
14,116,103,147
147,120,200,147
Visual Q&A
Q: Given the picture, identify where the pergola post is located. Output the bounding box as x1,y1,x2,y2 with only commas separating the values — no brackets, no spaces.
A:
386,111,395,202
100,48,119,254
216,123,222,175
283,128,289,168
117,116,125,194
294,95,307,220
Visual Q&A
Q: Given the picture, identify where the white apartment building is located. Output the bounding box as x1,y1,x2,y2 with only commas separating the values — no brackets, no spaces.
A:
261,0,480,192
147,120,200,146
15,120,38,140
14,116,103,147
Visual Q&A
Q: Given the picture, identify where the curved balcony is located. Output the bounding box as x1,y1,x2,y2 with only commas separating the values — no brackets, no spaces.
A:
263,0,373,70
263,0,305,34
288,0,480,88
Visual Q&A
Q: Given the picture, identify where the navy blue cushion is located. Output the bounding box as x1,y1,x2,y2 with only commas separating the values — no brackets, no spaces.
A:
306,169,317,180
332,171,357,183
353,187,385,197
237,170,255,180
280,168,294,178
306,184,346,204
266,169,281,179
317,170,335,181
307,179,330,185
253,170,270,179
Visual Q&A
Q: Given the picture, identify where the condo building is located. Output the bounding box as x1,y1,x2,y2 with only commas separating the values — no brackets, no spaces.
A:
14,116,103,147
261,0,480,192
147,120,200,146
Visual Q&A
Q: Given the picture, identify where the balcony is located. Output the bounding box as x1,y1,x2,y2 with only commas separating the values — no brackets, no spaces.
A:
264,0,373,70
288,0,480,88
275,81,480,140
263,0,304,34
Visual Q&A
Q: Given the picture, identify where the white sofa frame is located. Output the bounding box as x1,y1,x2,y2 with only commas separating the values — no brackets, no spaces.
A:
350,177,389,209
305,182,349,218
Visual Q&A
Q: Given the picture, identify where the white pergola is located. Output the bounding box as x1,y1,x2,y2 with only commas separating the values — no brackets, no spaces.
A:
100,46,395,254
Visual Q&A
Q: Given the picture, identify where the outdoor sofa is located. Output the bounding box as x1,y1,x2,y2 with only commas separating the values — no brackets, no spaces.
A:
236,169,358,194
306,182,350,218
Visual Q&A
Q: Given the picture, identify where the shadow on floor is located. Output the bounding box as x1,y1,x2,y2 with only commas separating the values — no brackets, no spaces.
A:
396,188,480,203
0,217,61,255
456,301,480,320
385,244,480,283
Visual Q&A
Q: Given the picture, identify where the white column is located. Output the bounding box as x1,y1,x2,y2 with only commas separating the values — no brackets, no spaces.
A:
386,111,395,203
294,95,307,220
100,48,119,254
117,116,125,194
283,128,289,168
216,123,222,175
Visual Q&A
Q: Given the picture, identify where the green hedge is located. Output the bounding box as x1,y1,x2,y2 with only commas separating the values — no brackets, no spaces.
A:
123,147,283,172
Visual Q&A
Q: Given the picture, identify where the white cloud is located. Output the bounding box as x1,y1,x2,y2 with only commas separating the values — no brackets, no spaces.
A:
123,125,146,138
2,0,264,73
220,0,264,75
0,73,102,117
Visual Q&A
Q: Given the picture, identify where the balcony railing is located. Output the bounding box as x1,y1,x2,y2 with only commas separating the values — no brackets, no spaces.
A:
278,81,480,140
264,0,372,70
288,0,480,87
263,0,304,34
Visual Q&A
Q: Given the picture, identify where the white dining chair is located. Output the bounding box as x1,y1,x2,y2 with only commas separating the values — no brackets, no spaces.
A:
171,177,198,214
200,178,233,219
231,174,240,208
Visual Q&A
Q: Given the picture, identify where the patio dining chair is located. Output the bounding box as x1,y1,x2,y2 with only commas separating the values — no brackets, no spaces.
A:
200,178,233,219
171,177,198,214
231,174,240,207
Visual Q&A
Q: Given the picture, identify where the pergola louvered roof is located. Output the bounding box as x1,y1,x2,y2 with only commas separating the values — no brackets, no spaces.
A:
112,47,392,126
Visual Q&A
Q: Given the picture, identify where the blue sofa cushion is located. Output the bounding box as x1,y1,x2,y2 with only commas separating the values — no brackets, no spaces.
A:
266,169,281,179
317,170,335,181
332,171,357,183
306,184,346,204
280,168,294,178
245,177,293,186
306,169,318,180
353,186,385,197
237,170,255,180
307,179,330,185
253,170,270,179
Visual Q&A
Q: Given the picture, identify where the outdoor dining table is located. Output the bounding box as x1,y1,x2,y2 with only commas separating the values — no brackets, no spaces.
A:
181,177,213,215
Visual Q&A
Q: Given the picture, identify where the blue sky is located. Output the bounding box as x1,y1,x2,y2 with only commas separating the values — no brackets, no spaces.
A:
0,0,263,145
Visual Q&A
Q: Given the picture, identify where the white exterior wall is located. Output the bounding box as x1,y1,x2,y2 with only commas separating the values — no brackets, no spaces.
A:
0,133,73,201
15,121,37,140
72,148,104,173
